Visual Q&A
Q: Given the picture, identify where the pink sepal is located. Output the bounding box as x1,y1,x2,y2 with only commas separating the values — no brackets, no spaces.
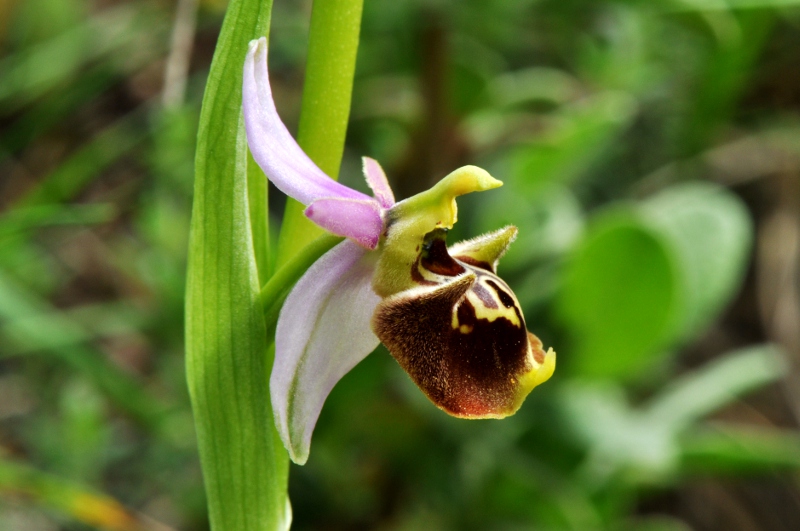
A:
271,240,381,464
305,198,384,250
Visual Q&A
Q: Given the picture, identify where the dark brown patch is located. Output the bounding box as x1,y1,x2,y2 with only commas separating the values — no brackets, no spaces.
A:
485,278,525,327
455,255,493,272
410,229,465,286
372,273,532,417
485,279,514,308
421,238,465,277
410,254,436,286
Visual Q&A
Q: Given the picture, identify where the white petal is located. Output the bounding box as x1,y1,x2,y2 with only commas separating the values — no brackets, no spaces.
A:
271,240,380,464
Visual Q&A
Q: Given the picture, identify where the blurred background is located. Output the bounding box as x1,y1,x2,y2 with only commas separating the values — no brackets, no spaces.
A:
2,0,800,529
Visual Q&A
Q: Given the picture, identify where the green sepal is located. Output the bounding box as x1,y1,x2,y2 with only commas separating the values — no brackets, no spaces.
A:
448,226,518,273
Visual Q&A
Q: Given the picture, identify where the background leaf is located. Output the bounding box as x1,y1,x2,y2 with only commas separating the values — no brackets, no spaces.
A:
556,210,681,378
642,181,753,340
647,344,786,431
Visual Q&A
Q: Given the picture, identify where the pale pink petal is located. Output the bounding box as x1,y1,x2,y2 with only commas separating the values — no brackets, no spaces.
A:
271,240,381,464
362,157,395,208
305,198,384,249
243,38,371,205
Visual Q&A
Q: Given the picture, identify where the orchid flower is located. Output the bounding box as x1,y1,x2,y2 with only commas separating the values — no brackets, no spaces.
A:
243,37,556,465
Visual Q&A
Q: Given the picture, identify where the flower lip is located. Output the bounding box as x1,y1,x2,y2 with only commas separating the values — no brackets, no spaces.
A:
372,226,556,419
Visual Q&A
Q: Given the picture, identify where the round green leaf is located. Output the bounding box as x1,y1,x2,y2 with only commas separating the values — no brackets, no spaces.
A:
641,181,753,340
557,211,682,378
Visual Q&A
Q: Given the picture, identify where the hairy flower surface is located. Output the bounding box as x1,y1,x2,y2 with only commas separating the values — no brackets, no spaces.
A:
244,37,555,464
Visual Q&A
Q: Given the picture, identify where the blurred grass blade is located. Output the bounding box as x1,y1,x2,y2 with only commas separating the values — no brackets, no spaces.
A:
669,0,800,11
489,67,582,109
508,92,638,193
681,423,800,474
0,2,167,109
16,109,147,208
1,36,166,157
675,10,773,155
0,456,175,531
0,203,115,242
185,0,290,529
0,272,167,429
647,344,787,430
2,68,117,156
0,302,139,357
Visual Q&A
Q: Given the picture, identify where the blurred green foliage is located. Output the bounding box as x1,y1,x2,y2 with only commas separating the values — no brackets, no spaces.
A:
2,0,800,529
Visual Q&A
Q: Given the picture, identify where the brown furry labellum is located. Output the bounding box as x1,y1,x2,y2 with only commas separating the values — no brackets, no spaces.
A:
372,227,555,418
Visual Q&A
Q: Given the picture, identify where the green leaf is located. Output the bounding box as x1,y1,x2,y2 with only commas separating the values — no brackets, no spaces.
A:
561,381,679,480
0,272,167,430
561,346,786,483
476,184,584,271
556,210,681,378
642,181,753,340
557,180,754,379
647,344,786,431
508,91,637,193
681,423,800,474
668,0,800,12
248,149,272,287
185,0,290,530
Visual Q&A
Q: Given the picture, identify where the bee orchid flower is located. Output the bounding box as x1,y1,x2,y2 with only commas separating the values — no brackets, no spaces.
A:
244,37,555,465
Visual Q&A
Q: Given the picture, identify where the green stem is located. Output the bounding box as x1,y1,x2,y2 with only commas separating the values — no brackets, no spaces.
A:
248,148,271,285
275,0,365,266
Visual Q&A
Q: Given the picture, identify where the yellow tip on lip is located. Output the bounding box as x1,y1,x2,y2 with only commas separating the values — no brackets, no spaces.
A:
535,347,557,386
517,347,557,399
471,348,556,420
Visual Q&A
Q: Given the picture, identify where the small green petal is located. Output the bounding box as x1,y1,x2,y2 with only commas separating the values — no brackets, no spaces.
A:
449,226,518,273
